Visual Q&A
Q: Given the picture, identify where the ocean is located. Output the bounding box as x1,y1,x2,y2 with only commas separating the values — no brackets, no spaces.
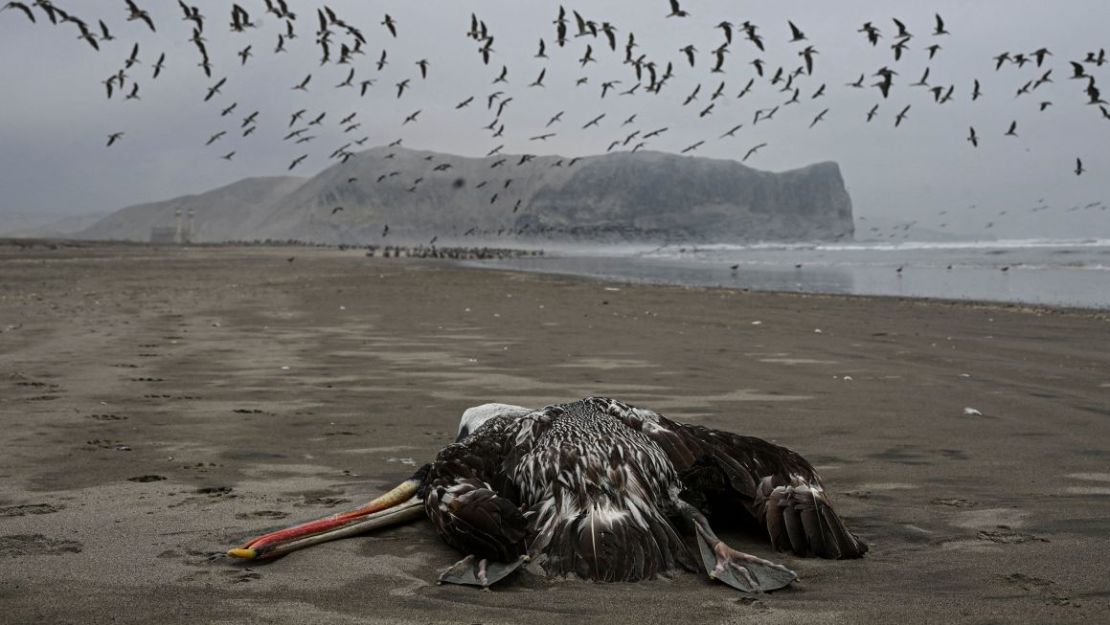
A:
467,239,1110,310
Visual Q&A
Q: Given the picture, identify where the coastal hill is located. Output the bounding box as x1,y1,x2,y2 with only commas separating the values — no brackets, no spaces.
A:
79,147,854,244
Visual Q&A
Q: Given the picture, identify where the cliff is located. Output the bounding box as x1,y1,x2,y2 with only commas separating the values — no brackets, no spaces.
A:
79,147,853,244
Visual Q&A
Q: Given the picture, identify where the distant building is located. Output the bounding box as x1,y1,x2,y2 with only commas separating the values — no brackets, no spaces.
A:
149,209,195,244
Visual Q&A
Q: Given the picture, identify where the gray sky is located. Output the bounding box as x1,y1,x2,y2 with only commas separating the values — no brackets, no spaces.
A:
1,0,1109,238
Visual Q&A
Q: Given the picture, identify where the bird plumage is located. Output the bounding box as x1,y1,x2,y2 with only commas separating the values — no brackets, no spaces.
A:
422,397,867,584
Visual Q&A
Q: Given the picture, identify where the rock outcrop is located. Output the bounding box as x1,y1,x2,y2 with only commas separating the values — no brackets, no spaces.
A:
80,147,853,244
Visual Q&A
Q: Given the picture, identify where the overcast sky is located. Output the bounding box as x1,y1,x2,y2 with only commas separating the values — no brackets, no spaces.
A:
1,0,1108,238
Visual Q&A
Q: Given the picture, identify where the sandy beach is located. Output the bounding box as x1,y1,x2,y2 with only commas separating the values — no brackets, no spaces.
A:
2,241,1108,624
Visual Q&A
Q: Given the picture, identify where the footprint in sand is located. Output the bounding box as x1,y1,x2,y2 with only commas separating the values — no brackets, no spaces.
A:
735,597,771,612
868,446,932,465
14,380,58,389
89,413,127,421
222,570,263,584
294,490,351,508
0,534,83,556
196,486,233,496
869,446,968,465
84,439,132,451
1000,573,1077,607
950,508,1048,544
301,496,350,507
235,510,290,520
977,526,1049,544
182,462,221,473
0,503,63,517
183,548,226,566
931,498,976,508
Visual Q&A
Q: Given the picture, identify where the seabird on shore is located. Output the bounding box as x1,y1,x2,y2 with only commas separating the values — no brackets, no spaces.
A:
229,397,867,592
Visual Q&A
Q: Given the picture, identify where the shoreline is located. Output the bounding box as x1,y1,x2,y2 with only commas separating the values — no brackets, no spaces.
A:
2,243,1109,624
5,236,1109,314
460,257,1110,320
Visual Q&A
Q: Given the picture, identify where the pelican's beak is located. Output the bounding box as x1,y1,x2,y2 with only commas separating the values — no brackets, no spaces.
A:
228,468,428,561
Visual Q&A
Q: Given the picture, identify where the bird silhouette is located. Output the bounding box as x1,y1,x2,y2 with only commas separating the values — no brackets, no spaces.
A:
933,14,950,36
743,143,767,161
788,20,806,42
895,105,911,127
125,0,156,32
381,14,397,37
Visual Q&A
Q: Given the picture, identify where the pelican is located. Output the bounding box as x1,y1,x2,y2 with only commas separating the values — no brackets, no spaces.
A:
228,397,867,592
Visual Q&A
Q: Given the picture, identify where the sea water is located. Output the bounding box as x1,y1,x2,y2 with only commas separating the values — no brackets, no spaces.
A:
467,239,1110,310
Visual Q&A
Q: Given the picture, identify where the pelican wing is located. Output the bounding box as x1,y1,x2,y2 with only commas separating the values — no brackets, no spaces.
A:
588,397,868,559
421,415,528,562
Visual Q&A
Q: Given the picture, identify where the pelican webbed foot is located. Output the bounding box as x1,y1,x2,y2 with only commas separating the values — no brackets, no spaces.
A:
695,534,797,593
678,500,796,593
437,554,528,589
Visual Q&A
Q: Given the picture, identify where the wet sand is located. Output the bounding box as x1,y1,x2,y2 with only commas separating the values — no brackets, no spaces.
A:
1,241,1108,624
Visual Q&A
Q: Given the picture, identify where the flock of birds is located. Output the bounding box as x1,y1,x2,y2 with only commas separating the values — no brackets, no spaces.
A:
2,0,1108,241
858,198,1108,241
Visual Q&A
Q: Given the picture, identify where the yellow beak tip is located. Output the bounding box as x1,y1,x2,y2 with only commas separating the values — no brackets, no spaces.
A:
227,548,258,560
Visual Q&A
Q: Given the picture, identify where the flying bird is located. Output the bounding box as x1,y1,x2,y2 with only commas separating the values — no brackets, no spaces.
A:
125,0,156,32
529,68,546,88
798,46,817,75
743,143,767,161
680,140,704,154
1,2,35,23
666,0,689,18
582,113,605,129
894,105,911,127
933,13,949,36
788,20,806,42
719,124,743,139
